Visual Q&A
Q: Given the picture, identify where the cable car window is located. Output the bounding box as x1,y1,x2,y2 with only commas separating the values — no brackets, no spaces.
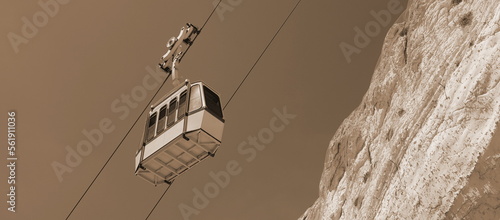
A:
177,91,187,120
157,105,167,134
203,86,223,119
167,98,177,127
189,85,202,112
147,113,157,141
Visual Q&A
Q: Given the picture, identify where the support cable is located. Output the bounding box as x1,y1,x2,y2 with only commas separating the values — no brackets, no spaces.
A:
65,73,170,220
223,0,303,110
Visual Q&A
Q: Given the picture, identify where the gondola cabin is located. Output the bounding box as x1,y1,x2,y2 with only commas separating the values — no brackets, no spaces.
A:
135,80,224,185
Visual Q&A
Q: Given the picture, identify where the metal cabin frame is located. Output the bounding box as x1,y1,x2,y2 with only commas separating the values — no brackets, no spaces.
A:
135,80,224,186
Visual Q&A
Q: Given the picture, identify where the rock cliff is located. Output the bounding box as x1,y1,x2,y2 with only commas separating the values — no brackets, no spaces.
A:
301,0,500,219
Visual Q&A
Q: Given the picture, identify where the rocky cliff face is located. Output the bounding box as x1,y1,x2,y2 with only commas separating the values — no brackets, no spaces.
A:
301,0,500,219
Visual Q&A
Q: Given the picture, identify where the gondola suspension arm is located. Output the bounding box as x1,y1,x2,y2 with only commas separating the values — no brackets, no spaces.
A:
158,23,200,85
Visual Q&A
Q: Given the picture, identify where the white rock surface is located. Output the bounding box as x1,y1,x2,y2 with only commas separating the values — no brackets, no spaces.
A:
301,0,500,219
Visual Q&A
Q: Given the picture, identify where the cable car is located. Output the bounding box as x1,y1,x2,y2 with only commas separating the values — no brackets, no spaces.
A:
135,80,224,185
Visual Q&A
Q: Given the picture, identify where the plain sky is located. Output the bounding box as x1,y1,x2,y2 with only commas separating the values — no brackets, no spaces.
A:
0,0,407,219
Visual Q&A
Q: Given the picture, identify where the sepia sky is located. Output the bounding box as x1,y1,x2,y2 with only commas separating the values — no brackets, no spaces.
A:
0,0,407,219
